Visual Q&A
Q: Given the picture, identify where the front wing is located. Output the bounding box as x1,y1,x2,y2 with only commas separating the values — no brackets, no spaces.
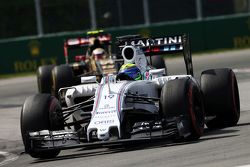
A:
26,116,192,152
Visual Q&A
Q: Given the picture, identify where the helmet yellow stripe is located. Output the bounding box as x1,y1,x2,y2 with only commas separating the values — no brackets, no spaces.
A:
120,63,136,71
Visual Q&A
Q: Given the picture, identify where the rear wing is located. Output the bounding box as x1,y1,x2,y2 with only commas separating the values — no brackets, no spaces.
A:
64,34,112,63
116,34,193,76
64,34,112,48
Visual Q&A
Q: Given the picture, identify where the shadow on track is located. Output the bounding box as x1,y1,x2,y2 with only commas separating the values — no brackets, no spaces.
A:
28,117,245,164
204,128,239,136
236,122,250,127
31,139,196,164
30,127,240,164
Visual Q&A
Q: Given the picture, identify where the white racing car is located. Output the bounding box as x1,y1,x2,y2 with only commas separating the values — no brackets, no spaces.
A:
20,34,240,159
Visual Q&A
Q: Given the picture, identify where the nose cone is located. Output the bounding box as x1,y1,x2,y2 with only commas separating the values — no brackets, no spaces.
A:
97,128,110,141
87,82,128,141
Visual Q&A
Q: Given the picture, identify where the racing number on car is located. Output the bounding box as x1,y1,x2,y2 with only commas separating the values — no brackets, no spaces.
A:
99,94,117,111
104,94,115,99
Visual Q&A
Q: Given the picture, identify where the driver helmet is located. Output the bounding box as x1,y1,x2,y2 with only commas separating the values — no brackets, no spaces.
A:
117,63,142,81
92,48,106,60
89,38,102,52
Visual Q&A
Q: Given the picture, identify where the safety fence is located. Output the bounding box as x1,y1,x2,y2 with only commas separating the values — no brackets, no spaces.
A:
0,14,250,74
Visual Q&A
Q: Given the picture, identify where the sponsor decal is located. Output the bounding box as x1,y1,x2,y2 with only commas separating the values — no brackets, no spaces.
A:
28,40,40,57
96,110,116,114
234,35,250,48
104,104,110,109
14,57,57,73
94,110,117,118
98,94,116,110
94,120,115,125
98,104,115,110
121,36,182,47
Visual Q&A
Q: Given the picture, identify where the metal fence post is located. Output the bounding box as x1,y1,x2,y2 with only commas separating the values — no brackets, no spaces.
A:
195,0,202,20
143,0,150,26
34,0,43,36
88,0,97,29
117,0,123,26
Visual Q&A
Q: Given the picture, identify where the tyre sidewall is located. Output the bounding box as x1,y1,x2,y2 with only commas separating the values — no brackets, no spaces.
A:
37,65,55,93
20,94,63,158
160,78,204,140
51,65,74,98
201,68,240,128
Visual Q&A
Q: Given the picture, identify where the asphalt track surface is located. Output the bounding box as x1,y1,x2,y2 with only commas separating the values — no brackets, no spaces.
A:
1,49,250,167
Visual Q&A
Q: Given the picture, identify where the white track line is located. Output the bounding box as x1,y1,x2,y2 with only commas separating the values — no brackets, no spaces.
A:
233,68,250,73
0,151,18,166
235,165,250,167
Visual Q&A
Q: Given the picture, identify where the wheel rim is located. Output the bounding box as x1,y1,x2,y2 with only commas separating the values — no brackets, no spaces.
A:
188,84,204,136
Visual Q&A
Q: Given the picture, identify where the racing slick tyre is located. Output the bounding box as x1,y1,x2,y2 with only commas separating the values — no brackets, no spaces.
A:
51,65,74,98
201,68,240,129
37,65,55,93
160,78,204,140
20,94,64,159
147,56,167,74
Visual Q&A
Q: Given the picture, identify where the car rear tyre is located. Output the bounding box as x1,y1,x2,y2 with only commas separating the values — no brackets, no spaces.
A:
20,94,64,158
51,65,74,98
147,56,167,74
201,68,240,129
160,78,204,140
37,65,55,93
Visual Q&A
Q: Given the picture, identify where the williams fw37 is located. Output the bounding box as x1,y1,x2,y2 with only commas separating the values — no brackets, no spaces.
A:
20,34,240,159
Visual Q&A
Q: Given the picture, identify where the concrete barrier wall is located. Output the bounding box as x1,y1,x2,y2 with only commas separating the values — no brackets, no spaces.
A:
0,14,250,75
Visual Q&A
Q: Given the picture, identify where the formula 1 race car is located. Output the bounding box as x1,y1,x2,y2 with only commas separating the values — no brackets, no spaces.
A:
21,34,240,159
37,31,167,99
37,30,119,98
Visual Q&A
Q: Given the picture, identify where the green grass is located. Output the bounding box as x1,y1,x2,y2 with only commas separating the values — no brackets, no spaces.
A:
0,72,35,79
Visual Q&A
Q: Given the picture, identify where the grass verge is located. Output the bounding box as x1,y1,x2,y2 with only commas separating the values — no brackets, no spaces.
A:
0,72,35,79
